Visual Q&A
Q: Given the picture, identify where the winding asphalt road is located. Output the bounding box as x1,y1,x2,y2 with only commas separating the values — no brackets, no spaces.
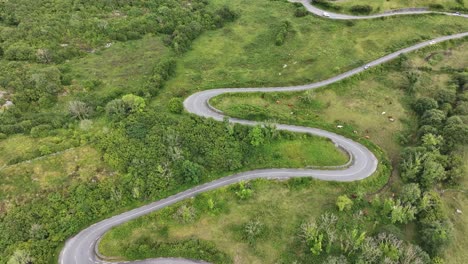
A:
59,1,468,264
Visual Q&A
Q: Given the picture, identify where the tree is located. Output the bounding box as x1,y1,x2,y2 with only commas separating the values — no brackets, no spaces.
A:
105,99,127,120
336,195,353,211
68,100,92,120
300,221,323,255
442,120,468,149
7,250,33,264
445,154,466,184
248,125,265,147
235,181,253,200
122,94,145,113
399,148,425,183
435,89,456,105
179,160,203,184
389,200,416,224
174,205,196,223
399,244,430,264
454,101,468,115
420,109,446,127
420,220,453,256
421,133,443,151
412,97,438,116
420,157,445,188
168,97,183,114
400,183,421,206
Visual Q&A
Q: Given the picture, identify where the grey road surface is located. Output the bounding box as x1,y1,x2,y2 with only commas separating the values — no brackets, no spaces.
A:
59,1,468,264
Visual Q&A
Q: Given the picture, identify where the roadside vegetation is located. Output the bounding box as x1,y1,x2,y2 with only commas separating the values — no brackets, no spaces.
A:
0,0,466,263
312,0,467,15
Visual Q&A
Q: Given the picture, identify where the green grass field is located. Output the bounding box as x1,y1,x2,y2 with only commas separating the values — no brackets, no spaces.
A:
64,35,170,99
442,146,468,264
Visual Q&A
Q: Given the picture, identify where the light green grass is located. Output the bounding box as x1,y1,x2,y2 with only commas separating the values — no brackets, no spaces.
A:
65,34,169,99
442,146,468,264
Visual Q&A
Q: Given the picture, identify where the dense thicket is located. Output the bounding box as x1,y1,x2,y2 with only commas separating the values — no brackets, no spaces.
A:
397,68,468,256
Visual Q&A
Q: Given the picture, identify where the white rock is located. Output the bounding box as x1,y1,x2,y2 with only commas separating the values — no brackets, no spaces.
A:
337,125,343,128
105,43,113,48
381,111,386,115
456,209,462,214
283,64,288,68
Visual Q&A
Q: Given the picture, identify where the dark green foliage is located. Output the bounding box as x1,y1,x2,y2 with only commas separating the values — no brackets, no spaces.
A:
454,101,468,115
0,0,238,62
0,108,261,262
312,0,342,11
412,97,438,116
294,6,309,17
442,117,468,149
420,109,446,127
30,124,52,138
275,21,292,46
123,238,231,263
177,160,204,184
145,58,177,95
436,89,457,105
400,183,421,206
349,5,373,14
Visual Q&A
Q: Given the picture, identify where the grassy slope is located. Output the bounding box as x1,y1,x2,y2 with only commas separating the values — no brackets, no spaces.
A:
64,35,170,99
160,0,467,101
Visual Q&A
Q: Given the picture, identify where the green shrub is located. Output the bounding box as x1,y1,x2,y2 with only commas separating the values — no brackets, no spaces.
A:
168,97,184,114
30,124,52,138
349,5,373,14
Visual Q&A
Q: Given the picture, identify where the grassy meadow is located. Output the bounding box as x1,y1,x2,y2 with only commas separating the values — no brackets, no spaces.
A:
160,0,467,101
